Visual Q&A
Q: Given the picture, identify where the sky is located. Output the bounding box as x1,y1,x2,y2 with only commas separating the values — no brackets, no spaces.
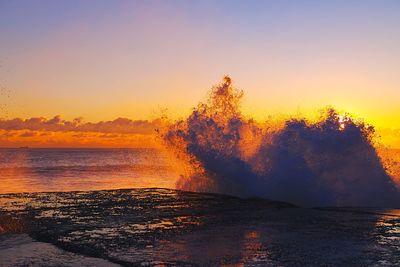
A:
0,0,400,147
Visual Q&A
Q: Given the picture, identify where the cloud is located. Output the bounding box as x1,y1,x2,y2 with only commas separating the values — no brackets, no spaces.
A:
0,129,158,148
0,116,162,135
19,131,37,137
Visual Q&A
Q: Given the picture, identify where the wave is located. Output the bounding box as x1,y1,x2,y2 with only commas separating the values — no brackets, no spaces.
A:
162,76,400,207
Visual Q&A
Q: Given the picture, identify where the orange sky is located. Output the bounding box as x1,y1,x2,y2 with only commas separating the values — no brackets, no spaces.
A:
1,1,400,147
0,114,399,149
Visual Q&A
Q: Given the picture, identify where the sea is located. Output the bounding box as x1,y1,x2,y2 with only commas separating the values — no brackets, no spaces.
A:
0,148,399,266
0,148,179,194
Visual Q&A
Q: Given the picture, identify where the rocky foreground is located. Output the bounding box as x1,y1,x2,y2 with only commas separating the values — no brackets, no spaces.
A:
0,188,399,266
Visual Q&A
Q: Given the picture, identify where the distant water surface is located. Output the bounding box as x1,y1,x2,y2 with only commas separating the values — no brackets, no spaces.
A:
0,148,178,194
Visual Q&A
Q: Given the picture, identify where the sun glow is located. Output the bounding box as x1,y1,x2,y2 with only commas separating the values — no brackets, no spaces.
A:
338,115,348,130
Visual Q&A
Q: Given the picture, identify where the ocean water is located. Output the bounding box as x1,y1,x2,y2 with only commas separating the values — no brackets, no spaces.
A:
0,148,178,194
0,148,399,265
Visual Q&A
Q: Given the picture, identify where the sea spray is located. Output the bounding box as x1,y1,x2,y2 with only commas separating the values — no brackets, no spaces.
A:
162,77,400,207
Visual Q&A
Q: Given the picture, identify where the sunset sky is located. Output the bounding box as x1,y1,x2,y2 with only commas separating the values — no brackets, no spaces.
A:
1,0,400,147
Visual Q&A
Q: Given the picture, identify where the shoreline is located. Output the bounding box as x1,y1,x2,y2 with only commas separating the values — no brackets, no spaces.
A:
0,188,399,266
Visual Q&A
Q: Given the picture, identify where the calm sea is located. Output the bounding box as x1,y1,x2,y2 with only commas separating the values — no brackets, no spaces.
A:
0,148,179,194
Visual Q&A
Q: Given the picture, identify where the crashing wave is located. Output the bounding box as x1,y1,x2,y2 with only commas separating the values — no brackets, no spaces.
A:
162,76,400,207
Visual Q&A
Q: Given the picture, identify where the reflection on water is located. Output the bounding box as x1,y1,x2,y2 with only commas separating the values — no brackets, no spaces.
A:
0,188,398,266
374,212,400,266
384,209,400,217
162,226,273,266
0,148,179,193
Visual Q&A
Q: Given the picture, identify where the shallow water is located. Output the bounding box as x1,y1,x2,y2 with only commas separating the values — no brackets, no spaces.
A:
0,234,119,267
0,188,399,266
0,148,178,193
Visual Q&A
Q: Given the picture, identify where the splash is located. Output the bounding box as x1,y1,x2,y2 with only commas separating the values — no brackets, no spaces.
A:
162,77,400,207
